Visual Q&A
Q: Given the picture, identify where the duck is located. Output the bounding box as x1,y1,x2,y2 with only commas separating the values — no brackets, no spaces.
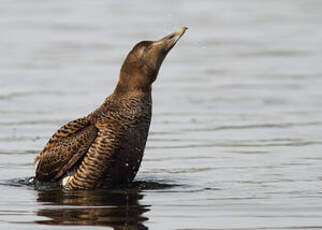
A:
34,27,187,189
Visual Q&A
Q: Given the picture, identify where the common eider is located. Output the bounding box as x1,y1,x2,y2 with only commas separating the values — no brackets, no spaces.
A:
34,27,187,189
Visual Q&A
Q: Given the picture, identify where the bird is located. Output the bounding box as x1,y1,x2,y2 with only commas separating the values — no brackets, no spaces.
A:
34,27,187,189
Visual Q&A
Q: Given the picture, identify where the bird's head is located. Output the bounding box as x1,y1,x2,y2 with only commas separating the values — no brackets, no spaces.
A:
116,27,187,93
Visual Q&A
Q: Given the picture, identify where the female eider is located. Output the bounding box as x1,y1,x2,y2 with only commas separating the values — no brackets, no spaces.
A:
34,27,187,189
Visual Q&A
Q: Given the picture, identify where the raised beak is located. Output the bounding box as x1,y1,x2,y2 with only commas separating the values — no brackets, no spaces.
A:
163,27,188,42
156,27,188,51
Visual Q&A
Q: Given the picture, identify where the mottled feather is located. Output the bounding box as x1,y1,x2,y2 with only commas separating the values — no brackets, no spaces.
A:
35,117,97,181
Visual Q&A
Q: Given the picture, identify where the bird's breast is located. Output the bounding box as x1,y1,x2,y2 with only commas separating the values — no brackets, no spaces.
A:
100,98,152,185
107,111,151,185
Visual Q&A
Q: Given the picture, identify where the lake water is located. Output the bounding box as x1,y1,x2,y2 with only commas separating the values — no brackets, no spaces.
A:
1,1,322,229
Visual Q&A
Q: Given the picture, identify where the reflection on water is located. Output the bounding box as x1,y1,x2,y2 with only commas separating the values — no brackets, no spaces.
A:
1,0,322,229
31,181,175,229
36,185,149,229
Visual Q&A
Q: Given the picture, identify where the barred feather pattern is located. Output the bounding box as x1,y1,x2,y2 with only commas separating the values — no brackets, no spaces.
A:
66,93,152,189
35,90,152,189
35,118,97,181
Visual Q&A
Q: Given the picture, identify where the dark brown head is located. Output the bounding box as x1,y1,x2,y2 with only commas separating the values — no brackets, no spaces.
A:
115,27,187,93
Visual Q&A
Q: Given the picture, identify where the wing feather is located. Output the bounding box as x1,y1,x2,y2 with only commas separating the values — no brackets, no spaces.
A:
65,119,121,189
35,117,98,181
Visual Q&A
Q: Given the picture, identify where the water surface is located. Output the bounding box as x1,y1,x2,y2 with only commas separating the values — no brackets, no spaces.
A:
1,1,322,229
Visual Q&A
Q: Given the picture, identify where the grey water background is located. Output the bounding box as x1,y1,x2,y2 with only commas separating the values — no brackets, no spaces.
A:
1,0,322,229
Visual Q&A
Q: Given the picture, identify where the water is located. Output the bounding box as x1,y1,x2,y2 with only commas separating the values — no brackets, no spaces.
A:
1,0,322,229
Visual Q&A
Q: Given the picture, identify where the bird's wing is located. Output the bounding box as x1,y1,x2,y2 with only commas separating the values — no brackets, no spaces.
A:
64,118,123,189
35,117,98,181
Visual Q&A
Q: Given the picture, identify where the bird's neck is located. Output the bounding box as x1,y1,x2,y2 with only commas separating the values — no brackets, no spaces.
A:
112,85,151,103
114,79,151,98
114,71,152,95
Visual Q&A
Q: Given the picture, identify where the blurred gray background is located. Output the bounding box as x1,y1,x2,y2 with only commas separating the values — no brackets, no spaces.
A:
1,1,322,229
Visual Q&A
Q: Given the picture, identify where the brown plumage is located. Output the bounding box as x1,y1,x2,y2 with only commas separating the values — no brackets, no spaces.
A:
34,27,187,189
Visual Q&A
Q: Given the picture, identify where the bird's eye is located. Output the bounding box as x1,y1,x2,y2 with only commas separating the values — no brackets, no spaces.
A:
144,46,150,52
